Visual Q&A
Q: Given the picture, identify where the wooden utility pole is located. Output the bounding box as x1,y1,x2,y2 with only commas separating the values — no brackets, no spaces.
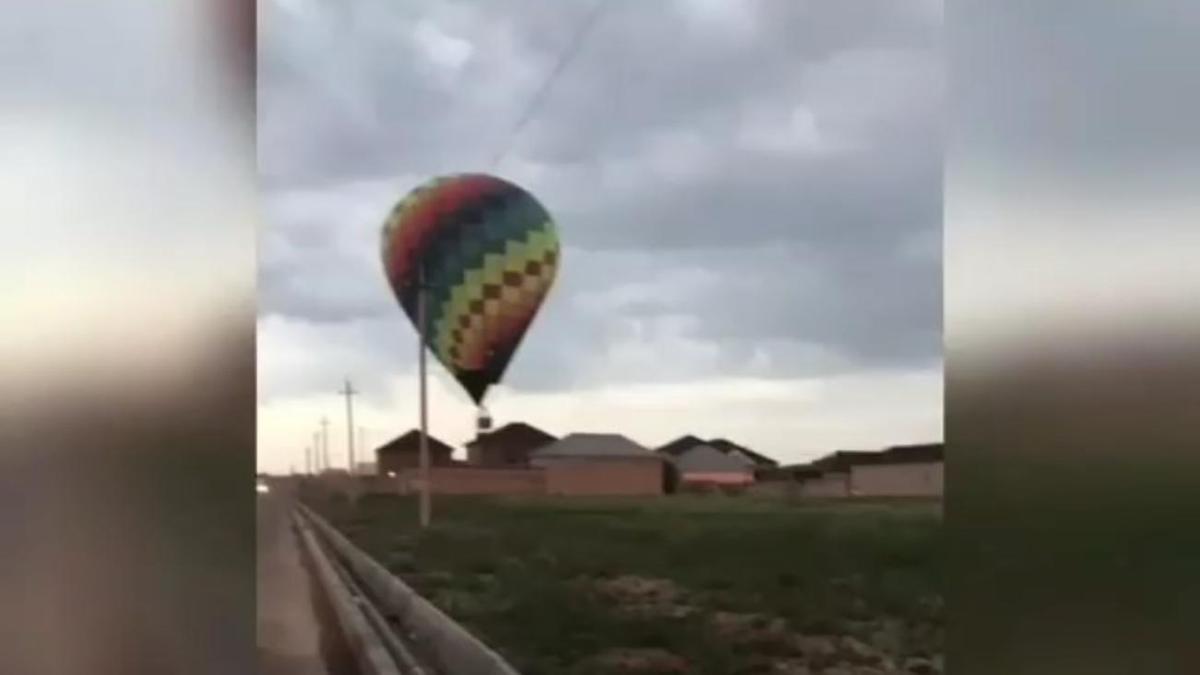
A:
340,379,358,474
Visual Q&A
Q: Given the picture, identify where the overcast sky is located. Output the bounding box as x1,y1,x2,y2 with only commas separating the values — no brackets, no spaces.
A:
256,0,944,473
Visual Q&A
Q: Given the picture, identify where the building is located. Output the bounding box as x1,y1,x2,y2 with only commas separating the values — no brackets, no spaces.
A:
656,435,777,475
707,438,780,471
748,464,822,497
531,433,665,496
657,432,777,480
375,430,457,475
656,434,707,458
761,444,944,498
466,421,557,467
798,450,875,497
847,443,943,497
670,443,756,486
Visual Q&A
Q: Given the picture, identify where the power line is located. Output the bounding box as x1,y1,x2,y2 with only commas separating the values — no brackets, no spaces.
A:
489,0,611,170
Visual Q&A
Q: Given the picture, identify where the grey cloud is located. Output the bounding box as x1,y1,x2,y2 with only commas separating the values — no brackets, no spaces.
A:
519,2,939,164
258,0,942,399
544,135,940,253
955,1,1199,177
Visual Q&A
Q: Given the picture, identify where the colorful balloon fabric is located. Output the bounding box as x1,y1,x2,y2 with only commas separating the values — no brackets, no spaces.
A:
381,173,560,404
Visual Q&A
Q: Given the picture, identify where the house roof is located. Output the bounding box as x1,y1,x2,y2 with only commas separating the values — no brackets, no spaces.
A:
376,430,455,457
805,451,879,473
466,421,557,449
708,438,778,467
532,433,658,460
673,444,755,473
877,443,943,464
656,435,706,457
656,435,778,467
802,443,944,473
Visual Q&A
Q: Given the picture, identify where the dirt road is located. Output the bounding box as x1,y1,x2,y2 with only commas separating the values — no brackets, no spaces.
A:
257,479,359,675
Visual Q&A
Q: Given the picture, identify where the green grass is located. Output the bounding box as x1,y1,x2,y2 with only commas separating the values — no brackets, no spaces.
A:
309,493,943,674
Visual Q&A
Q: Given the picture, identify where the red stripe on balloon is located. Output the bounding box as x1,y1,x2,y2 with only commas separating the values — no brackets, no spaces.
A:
386,175,501,286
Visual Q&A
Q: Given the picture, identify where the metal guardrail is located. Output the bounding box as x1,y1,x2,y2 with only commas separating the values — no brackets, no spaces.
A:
297,505,524,675
292,511,404,675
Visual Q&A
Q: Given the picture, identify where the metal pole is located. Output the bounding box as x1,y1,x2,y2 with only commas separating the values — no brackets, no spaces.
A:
341,379,357,474
312,431,321,472
320,417,331,472
418,267,431,528
358,427,367,473
305,445,312,475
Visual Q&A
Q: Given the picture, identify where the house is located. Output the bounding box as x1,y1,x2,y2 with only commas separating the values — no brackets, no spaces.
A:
670,443,756,486
769,444,943,498
781,451,879,497
656,434,707,458
847,443,943,497
656,435,776,467
466,421,557,467
531,433,665,496
756,465,823,482
708,438,780,470
655,435,778,483
748,464,823,497
375,430,457,475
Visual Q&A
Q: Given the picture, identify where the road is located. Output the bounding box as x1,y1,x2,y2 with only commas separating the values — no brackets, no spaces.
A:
257,479,360,675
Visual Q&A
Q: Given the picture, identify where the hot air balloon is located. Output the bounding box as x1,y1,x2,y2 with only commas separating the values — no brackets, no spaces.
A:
381,173,560,428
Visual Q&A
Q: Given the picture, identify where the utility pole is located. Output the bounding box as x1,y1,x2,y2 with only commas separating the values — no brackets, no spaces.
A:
320,417,331,472
358,427,368,473
417,266,432,528
340,379,358,474
313,430,322,473
305,445,312,475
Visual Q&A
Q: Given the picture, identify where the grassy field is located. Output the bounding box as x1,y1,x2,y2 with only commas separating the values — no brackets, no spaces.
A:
309,493,943,675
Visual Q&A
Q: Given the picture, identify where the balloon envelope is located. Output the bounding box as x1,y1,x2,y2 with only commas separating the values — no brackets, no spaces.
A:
381,173,560,404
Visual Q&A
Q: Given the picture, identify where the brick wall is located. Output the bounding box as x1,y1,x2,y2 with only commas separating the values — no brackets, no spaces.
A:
680,471,755,486
466,444,483,465
543,460,664,496
467,437,541,467
378,449,455,474
394,467,546,496
798,472,850,498
330,462,665,498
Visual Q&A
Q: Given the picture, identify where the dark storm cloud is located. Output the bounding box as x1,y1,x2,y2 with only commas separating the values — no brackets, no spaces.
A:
258,0,943,399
